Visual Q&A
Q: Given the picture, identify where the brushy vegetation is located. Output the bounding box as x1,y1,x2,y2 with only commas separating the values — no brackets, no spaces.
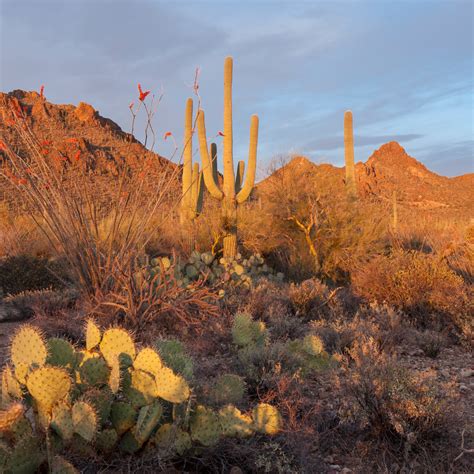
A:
0,58,472,472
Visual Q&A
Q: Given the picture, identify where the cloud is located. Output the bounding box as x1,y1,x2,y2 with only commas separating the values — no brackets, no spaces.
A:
413,140,474,177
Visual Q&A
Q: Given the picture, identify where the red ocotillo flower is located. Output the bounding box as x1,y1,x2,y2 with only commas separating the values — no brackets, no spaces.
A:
129,102,135,110
40,85,44,99
0,140,6,151
66,137,79,144
217,131,225,137
74,151,81,161
163,131,173,140
18,178,28,186
138,83,150,102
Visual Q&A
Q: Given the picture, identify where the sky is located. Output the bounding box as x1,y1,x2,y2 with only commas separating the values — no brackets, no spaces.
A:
0,0,473,178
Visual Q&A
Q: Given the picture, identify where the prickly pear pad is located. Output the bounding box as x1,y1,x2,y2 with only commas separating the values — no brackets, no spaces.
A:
11,325,47,370
99,328,136,366
26,366,71,411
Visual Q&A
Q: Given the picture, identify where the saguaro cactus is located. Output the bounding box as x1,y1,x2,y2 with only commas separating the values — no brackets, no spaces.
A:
344,110,357,198
392,190,398,232
197,56,259,258
180,98,203,224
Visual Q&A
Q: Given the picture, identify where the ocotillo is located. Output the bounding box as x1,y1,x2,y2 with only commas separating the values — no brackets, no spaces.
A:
344,110,357,199
197,56,259,258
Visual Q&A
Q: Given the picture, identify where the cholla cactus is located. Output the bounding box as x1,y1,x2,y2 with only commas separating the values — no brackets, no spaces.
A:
197,56,259,258
344,110,357,199
181,97,203,224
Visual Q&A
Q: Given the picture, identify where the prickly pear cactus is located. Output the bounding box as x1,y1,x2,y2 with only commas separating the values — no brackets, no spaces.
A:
0,320,284,467
154,423,192,455
11,325,47,383
85,319,101,351
190,405,222,446
210,374,245,405
252,403,282,435
99,328,136,366
232,313,267,347
218,404,253,437
26,366,71,412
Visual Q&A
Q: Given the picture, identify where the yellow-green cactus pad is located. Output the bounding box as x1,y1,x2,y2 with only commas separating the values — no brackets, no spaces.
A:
51,402,74,441
218,404,253,437
2,365,22,401
190,405,221,446
154,423,191,455
0,402,24,433
108,360,121,394
96,428,118,453
302,335,324,356
72,400,97,442
119,431,142,454
135,401,163,444
51,455,79,474
133,347,163,378
5,435,45,474
124,369,158,407
155,366,190,403
26,366,71,412
14,362,30,385
47,338,76,369
110,401,137,436
84,388,113,425
11,325,47,370
79,356,110,387
252,403,282,435
210,374,245,405
85,319,101,351
99,328,136,366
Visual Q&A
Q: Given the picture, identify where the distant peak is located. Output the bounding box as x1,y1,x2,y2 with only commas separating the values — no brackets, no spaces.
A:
288,155,312,166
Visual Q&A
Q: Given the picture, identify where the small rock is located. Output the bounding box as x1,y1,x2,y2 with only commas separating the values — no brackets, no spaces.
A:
341,469,353,474
459,384,469,393
329,465,341,471
460,369,474,378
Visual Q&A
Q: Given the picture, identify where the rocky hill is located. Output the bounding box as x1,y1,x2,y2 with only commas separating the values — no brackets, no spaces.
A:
258,142,473,223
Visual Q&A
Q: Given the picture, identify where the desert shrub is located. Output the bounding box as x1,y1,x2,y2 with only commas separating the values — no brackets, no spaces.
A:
416,330,445,358
352,249,473,336
243,157,387,283
339,337,458,449
0,255,66,296
288,278,328,317
96,259,220,329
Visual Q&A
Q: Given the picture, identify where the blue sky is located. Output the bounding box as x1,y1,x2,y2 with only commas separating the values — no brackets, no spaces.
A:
1,0,472,177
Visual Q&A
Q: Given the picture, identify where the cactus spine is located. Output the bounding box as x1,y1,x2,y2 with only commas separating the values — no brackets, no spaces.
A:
344,110,357,199
197,56,259,258
181,98,203,224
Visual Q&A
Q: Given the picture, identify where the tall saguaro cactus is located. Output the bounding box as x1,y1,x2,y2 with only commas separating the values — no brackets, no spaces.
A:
344,110,357,199
180,98,203,224
197,56,259,258
392,190,398,232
